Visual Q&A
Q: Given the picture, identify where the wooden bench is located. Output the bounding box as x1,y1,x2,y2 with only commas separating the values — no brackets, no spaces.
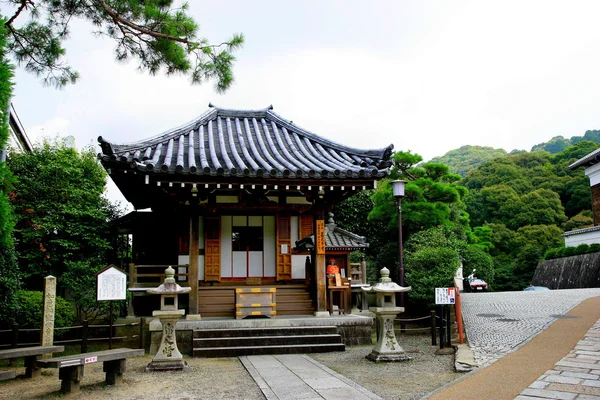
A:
0,371,16,381
0,345,64,378
36,348,144,393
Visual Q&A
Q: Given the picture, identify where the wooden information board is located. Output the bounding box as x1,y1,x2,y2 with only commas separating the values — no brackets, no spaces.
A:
316,220,325,255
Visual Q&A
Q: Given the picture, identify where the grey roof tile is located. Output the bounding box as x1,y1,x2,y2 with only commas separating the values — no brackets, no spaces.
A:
98,106,393,180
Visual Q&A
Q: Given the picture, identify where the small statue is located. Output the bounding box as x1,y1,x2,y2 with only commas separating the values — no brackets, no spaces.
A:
326,258,340,275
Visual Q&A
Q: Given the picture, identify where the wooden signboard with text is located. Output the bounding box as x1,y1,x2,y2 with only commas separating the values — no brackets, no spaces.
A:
316,220,325,255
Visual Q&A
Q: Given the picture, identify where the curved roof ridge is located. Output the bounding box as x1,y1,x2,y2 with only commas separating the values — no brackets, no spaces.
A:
266,109,393,159
99,107,219,153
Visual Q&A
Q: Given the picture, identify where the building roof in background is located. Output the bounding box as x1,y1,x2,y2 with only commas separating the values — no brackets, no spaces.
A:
569,147,600,170
98,105,393,181
7,104,32,153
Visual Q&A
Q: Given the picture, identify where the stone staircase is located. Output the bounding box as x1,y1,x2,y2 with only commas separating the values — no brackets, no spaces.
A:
193,326,345,357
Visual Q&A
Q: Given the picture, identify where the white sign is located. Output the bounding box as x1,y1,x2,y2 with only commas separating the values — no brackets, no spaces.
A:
97,266,127,301
84,356,98,364
435,287,456,305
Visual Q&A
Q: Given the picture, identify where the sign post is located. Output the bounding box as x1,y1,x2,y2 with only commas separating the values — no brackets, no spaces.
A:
96,265,127,350
435,288,456,349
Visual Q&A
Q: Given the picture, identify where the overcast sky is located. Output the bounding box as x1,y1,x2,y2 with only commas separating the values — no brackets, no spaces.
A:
10,1,600,205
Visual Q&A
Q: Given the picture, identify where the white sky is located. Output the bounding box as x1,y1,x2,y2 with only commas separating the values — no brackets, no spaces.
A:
10,1,600,206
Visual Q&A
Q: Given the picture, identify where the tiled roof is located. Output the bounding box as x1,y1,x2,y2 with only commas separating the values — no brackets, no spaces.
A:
326,225,368,251
295,219,368,251
569,147,600,170
98,105,393,180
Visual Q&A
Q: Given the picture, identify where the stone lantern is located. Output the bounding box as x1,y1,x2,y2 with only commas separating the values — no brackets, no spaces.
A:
362,266,412,362
145,266,191,371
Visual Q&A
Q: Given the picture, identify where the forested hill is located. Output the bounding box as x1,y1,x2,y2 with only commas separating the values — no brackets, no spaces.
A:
429,145,510,176
430,130,600,177
530,130,600,154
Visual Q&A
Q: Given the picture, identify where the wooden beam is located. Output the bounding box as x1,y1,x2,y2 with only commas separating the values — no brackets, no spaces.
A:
188,208,200,315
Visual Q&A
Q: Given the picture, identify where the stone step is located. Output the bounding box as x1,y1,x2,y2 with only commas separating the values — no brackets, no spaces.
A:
193,334,342,348
193,343,345,358
193,325,339,338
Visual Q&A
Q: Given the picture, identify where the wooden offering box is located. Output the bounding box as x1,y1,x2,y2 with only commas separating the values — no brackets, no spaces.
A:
235,287,277,319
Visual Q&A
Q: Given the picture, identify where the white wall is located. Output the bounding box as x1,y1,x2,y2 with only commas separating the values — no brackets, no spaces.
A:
564,228,600,247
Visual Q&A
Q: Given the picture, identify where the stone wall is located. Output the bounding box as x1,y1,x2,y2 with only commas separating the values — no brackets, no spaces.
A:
532,252,600,289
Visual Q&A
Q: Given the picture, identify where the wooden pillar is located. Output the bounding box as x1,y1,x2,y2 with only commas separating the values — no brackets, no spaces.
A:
188,208,200,317
314,208,328,316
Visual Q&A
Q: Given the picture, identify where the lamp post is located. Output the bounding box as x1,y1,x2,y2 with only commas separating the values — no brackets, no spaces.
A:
391,180,406,306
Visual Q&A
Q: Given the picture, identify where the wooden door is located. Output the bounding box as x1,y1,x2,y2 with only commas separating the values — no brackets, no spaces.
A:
204,217,220,282
276,215,292,281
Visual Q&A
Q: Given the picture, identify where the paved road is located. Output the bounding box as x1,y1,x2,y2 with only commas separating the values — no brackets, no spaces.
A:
461,288,600,365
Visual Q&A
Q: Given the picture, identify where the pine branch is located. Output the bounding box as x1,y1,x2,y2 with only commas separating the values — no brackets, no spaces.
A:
94,0,193,45
5,0,33,27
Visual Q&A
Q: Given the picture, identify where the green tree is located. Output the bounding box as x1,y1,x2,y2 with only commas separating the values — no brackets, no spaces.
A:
8,139,115,292
462,245,494,286
4,1,244,90
0,18,20,327
563,210,594,232
429,145,508,177
333,190,388,260
370,151,469,235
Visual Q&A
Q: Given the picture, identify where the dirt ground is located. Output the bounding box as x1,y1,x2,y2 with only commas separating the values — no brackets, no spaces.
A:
0,334,462,400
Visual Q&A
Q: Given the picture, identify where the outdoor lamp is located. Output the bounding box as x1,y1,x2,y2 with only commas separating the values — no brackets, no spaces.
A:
391,180,406,306
392,180,406,198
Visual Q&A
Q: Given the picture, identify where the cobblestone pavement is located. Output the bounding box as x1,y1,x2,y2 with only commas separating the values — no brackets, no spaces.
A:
461,289,600,365
516,317,600,399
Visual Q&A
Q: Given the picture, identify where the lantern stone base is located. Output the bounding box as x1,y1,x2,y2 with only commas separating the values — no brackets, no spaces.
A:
145,360,189,372
146,310,188,372
367,307,411,362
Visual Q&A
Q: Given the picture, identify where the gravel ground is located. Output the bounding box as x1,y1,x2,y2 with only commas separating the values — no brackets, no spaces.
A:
0,334,462,399
312,334,462,400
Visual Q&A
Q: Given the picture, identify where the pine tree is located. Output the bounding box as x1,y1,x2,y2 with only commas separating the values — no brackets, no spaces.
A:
4,1,243,90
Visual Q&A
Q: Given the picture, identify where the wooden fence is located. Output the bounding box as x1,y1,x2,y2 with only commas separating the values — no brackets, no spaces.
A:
0,319,147,352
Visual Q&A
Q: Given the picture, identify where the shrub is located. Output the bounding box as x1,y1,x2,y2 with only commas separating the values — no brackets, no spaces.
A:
589,243,600,253
562,247,576,257
544,248,560,260
405,246,460,308
0,246,20,327
15,290,75,329
575,244,591,255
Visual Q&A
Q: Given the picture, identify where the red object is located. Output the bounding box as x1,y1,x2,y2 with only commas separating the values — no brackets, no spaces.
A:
327,265,340,275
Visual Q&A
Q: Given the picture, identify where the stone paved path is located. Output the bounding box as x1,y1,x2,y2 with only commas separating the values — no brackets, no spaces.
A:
516,319,600,400
461,289,600,365
240,354,382,400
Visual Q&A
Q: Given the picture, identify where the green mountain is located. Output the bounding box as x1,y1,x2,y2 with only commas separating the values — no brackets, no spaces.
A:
429,145,509,177
531,130,600,154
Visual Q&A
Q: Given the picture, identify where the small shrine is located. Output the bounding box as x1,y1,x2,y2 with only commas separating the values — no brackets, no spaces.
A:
362,267,412,362
145,266,191,371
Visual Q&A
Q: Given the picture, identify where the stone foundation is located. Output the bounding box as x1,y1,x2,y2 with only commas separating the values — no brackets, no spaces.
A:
149,314,374,355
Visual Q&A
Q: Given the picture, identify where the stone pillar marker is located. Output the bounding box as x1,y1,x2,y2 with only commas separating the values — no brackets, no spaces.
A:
145,267,191,371
362,267,412,362
41,276,56,352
